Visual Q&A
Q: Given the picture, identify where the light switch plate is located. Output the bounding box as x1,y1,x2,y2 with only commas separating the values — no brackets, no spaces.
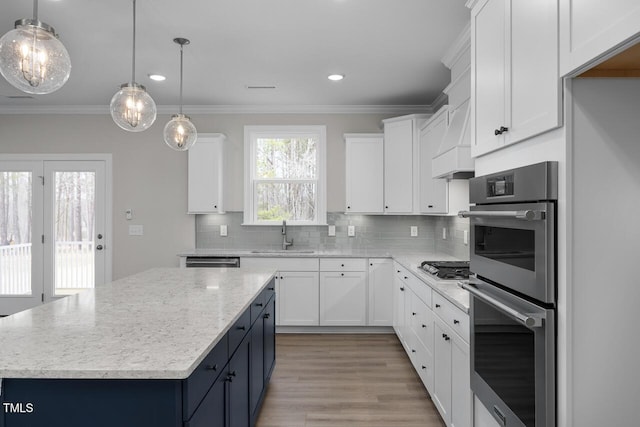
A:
410,226,418,237
328,225,336,237
220,225,228,236
129,225,143,236
347,225,355,237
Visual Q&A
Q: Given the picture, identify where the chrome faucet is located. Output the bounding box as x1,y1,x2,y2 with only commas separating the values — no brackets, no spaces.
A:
281,220,293,250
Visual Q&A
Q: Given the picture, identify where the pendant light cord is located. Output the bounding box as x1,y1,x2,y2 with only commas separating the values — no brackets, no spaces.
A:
179,43,184,114
131,0,137,84
33,0,39,20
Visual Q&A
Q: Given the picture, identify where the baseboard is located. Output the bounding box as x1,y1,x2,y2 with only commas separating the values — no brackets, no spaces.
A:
275,326,395,334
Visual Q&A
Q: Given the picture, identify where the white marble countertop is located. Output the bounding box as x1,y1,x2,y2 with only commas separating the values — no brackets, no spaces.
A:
0,267,275,380
179,248,470,312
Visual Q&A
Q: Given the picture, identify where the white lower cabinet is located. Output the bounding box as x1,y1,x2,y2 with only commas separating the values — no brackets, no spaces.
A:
392,261,471,427
368,258,394,326
277,271,320,326
319,271,367,326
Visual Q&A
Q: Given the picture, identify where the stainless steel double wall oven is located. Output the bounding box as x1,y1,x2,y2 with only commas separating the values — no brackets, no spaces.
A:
459,162,558,427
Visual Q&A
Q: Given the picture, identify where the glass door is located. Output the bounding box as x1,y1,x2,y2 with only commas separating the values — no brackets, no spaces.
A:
0,161,44,315
44,161,106,300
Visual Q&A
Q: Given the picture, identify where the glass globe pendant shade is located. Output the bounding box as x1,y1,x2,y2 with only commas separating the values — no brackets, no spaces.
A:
0,20,71,94
163,114,197,151
110,83,157,132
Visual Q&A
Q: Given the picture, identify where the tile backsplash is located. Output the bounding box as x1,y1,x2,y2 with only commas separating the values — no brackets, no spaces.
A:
196,212,469,259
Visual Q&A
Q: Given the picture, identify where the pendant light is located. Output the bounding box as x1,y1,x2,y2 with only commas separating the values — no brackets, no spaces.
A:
0,0,71,94
110,0,156,132
163,38,197,151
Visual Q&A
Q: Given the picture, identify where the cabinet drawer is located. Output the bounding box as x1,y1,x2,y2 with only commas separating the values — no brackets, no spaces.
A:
182,335,229,421
432,293,469,342
228,308,251,356
250,279,276,324
320,258,367,272
406,275,432,308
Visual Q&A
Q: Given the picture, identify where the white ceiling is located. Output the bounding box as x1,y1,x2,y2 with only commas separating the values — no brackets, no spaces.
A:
0,0,470,112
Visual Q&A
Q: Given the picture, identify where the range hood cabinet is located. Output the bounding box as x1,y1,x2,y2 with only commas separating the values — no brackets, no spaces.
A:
432,99,474,180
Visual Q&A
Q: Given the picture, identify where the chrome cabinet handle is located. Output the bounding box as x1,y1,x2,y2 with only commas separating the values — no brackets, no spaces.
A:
458,210,545,221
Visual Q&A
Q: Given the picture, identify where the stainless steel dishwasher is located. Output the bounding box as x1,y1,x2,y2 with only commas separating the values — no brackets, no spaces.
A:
184,256,240,268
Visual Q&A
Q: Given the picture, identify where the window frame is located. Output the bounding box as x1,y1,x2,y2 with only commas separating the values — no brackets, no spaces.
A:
243,125,327,225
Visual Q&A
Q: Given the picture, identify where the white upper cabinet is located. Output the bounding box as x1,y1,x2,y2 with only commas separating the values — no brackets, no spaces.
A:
560,0,640,76
382,115,428,214
344,134,384,214
470,0,560,157
419,107,449,214
187,133,226,214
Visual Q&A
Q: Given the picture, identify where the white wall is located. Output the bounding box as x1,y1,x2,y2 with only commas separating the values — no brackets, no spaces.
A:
0,112,390,279
569,78,640,427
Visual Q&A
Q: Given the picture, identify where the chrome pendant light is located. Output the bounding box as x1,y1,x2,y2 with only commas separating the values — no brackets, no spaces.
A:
0,0,71,94
110,0,156,132
163,38,197,151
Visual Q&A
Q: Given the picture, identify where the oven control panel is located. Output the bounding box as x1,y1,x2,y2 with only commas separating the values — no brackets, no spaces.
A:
486,174,514,198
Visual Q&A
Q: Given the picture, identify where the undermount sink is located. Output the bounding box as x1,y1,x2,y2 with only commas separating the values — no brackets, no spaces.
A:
250,249,315,254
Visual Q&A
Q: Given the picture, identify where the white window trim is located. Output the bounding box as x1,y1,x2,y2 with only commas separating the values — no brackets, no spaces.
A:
243,125,327,225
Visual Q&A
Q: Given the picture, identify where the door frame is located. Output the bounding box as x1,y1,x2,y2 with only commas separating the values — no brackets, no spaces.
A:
0,154,113,289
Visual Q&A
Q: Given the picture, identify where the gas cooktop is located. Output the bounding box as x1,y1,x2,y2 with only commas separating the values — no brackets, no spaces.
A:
419,261,470,280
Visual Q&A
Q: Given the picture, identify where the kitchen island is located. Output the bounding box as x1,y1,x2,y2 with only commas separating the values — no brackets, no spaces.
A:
0,267,277,427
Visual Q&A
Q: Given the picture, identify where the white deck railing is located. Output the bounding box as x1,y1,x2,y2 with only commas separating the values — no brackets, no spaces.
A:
0,242,95,295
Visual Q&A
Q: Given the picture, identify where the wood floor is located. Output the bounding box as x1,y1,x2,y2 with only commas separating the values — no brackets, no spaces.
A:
255,334,446,427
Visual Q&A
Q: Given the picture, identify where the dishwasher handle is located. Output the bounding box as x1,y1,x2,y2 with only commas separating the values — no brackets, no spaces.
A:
185,257,240,268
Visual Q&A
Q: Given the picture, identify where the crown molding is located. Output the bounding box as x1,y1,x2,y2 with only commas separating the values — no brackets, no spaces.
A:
430,92,449,112
442,22,471,69
465,0,482,10
0,104,436,115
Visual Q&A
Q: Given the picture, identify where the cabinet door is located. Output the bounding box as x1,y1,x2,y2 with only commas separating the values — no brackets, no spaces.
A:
508,0,560,146
383,119,414,213
393,273,407,342
228,334,251,427
560,0,640,76
419,110,449,214
451,332,471,427
319,271,367,326
432,316,452,425
367,259,394,326
345,135,384,213
263,296,276,382
276,271,319,326
250,313,264,418
184,373,226,427
188,134,225,213
471,0,508,157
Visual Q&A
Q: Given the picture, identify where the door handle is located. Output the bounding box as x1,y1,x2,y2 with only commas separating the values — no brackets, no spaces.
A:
96,245,104,250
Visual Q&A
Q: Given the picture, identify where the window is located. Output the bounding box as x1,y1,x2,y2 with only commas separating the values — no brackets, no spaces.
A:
244,125,326,225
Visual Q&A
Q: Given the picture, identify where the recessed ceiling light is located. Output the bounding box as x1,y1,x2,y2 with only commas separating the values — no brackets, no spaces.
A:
148,74,166,82
328,74,345,81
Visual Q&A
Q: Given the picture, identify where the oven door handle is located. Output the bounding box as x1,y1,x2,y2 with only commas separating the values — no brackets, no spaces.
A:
458,210,545,221
460,282,544,328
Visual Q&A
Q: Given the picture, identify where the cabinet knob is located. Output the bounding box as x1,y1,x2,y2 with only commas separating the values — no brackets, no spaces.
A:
428,205,433,208
205,364,217,371
422,324,427,328
237,326,246,331
443,334,450,341
421,365,427,370
412,312,417,316
347,206,351,209
256,303,263,307
268,287,275,291
280,276,283,280
435,304,441,308
214,204,218,209
385,205,389,209
411,349,416,353
400,287,405,291
404,276,408,280
341,273,344,276
264,313,271,319
370,263,373,266
494,126,509,135
453,319,460,324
